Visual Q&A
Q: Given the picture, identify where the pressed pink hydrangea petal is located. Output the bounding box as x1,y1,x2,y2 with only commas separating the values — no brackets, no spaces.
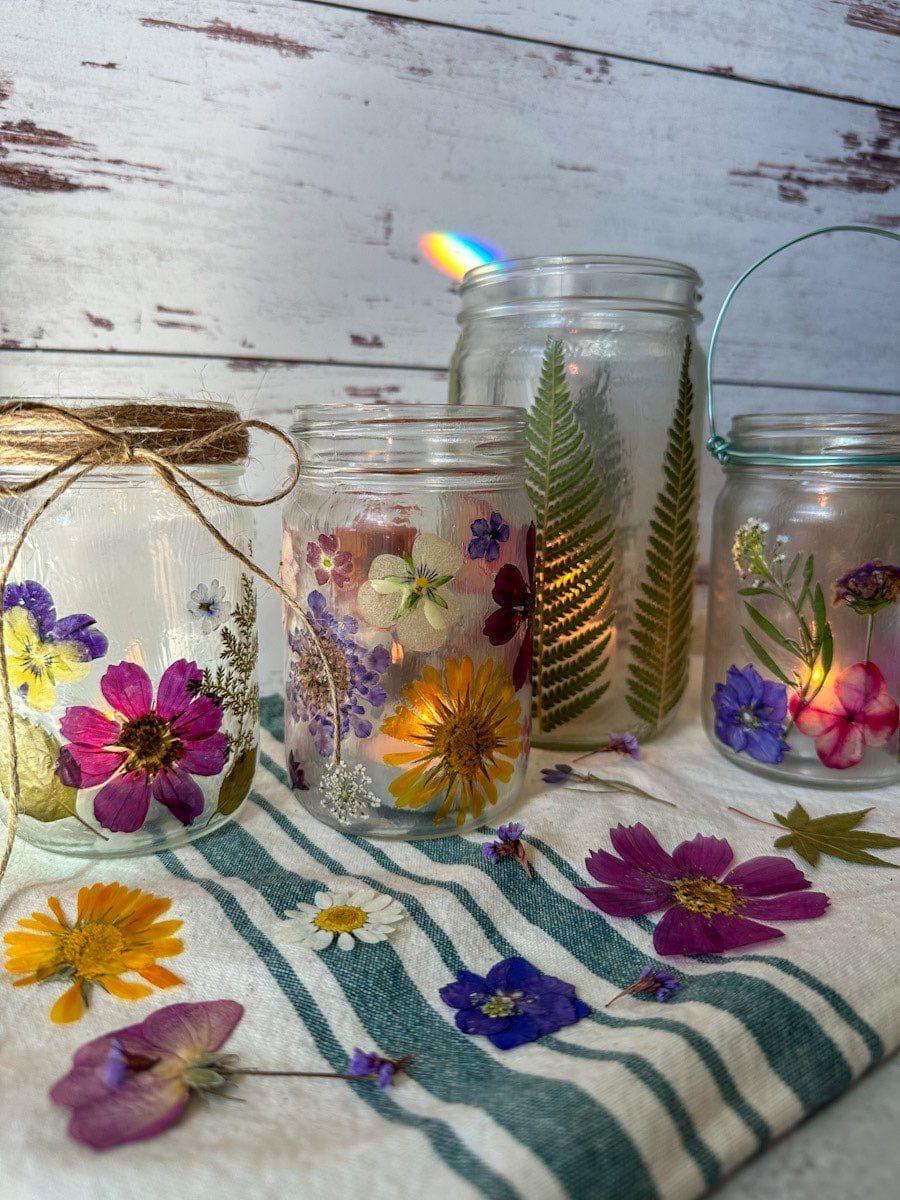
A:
723,855,811,897
155,659,204,721
814,719,865,769
792,698,838,738
833,661,884,713
741,892,830,920
178,732,229,776
93,771,152,833
59,706,120,749
672,834,733,880
609,824,677,877
150,767,205,826
101,662,153,721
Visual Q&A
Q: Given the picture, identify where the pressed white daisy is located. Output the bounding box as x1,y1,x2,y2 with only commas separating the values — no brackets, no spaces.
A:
281,887,406,952
188,579,228,633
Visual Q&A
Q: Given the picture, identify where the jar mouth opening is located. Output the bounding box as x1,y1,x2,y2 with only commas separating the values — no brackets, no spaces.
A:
291,403,524,435
462,254,701,287
725,412,900,466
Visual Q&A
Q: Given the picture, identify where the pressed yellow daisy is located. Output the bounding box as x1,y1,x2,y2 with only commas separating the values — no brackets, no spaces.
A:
381,656,524,825
3,882,185,1023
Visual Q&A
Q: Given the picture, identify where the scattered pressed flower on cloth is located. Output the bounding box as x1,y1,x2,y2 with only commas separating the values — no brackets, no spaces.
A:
346,1049,411,1090
606,967,682,1007
579,823,829,956
440,956,591,1050
57,659,228,832
4,882,184,1023
280,887,406,952
482,822,531,877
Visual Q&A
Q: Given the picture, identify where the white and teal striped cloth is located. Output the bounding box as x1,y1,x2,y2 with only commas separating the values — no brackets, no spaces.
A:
3,662,898,1200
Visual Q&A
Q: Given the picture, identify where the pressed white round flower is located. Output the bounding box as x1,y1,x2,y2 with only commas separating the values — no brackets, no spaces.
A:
188,579,228,633
281,887,406,952
321,762,381,825
357,532,463,652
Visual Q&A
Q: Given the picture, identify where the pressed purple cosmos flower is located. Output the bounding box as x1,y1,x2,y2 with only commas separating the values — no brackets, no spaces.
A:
608,732,640,759
580,823,829,956
833,560,899,615
346,1049,410,1090
605,967,682,1007
712,664,790,764
306,533,354,589
541,763,574,785
3,580,108,661
482,822,531,877
51,1001,245,1150
58,659,228,832
287,590,390,757
468,512,510,563
288,751,309,791
482,522,535,690
440,956,590,1050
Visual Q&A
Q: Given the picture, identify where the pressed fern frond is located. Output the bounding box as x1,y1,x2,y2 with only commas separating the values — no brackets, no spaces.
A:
625,337,698,730
526,339,614,733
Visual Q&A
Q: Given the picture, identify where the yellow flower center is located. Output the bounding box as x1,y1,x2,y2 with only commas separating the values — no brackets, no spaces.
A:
60,922,125,977
672,876,743,917
313,904,368,933
119,714,182,776
436,713,499,780
413,575,432,594
22,636,57,680
480,990,522,1018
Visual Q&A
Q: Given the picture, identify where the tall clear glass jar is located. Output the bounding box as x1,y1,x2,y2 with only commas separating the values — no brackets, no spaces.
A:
281,404,532,838
703,413,899,789
451,254,705,749
0,401,260,856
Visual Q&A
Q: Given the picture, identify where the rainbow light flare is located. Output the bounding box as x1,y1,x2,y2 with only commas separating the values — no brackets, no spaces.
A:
419,231,502,281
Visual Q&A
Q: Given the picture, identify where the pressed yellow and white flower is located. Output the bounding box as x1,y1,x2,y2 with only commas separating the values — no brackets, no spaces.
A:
357,533,463,652
381,656,524,825
3,882,184,1023
2,606,93,712
281,887,406,952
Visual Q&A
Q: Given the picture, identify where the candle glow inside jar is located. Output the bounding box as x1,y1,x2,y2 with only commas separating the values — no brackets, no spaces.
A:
281,404,533,838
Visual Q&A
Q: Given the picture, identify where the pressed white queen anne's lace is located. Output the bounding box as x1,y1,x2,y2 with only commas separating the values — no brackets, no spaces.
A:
320,762,382,824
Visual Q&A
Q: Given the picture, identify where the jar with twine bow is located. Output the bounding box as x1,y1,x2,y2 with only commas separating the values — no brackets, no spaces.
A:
0,399,340,883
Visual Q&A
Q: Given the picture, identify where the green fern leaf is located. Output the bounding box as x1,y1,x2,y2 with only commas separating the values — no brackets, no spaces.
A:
625,338,698,730
526,339,614,733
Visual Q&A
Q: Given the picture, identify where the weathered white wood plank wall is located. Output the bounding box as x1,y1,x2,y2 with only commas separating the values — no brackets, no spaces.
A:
1,0,897,689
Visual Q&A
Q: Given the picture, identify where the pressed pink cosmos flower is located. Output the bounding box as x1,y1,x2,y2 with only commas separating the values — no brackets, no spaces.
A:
580,823,829,956
306,533,353,588
791,661,899,770
58,660,228,832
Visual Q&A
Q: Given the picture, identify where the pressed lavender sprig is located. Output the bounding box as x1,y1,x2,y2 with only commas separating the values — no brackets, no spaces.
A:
541,763,675,807
606,968,682,1007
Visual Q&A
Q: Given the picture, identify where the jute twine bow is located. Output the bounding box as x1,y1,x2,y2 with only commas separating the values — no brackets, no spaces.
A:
0,399,341,888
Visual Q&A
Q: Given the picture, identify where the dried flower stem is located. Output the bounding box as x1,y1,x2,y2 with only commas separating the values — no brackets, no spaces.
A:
727,805,783,831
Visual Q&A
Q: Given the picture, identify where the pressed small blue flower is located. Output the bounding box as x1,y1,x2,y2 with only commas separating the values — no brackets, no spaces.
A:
608,731,640,759
440,956,590,1050
468,512,511,563
541,763,574,785
346,1049,409,1089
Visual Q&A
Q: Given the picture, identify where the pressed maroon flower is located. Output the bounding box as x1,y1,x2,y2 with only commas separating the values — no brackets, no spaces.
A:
482,522,535,690
306,533,353,588
579,823,829,956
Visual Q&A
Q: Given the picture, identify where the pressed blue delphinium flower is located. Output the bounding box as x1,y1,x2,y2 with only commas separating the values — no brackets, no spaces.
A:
440,956,590,1050
608,731,640,759
605,967,682,1007
346,1049,410,1090
468,511,510,563
712,663,790,764
482,822,531,877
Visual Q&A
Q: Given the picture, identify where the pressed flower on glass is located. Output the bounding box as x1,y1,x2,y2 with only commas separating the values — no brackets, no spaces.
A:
282,405,532,839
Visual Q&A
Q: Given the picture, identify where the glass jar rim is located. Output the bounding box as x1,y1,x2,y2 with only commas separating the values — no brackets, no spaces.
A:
462,253,701,287
291,402,524,434
722,411,900,467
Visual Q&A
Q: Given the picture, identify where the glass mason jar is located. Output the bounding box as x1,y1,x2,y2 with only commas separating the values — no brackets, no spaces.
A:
281,404,532,838
703,413,899,789
0,401,260,856
451,254,705,750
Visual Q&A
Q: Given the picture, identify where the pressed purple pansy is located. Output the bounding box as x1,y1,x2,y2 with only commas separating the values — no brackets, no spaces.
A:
287,590,390,757
468,512,510,563
58,659,228,832
580,823,829,956
712,664,790,764
482,522,535,691
306,533,353,589
440,956,590,1049
3,579,108,660
51,1000,244,1150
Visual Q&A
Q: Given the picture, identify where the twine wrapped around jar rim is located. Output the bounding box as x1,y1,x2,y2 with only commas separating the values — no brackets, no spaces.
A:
0,399,341,888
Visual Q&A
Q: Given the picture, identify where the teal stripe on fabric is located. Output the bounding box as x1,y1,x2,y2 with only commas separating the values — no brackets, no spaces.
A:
252,763,719,1188
192,814,660,1200
408,826,853,1115
157,850,518,1200
529,832,883,1066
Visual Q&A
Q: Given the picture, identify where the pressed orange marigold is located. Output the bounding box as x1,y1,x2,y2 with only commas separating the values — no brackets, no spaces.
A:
381,656,524,825
3,882,184,1023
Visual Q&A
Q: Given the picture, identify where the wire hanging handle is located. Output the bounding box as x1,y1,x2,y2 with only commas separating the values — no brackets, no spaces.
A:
706,225,900,465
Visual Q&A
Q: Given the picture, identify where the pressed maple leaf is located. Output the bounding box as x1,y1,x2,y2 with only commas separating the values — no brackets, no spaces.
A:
772,802,900,868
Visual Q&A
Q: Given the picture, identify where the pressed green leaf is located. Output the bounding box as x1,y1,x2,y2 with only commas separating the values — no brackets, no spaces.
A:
0,714,79,822
215,746,257,817
741,627,794,686
773,804,900,868
744,604,801,655
625,338,698,730
526,339,613,732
